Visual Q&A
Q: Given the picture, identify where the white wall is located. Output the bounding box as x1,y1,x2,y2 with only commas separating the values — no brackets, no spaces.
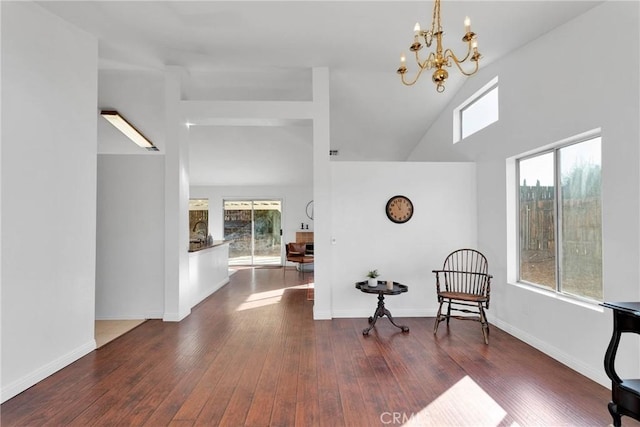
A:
96,70,166,320
330,162,477,317
96,155,165,319
1,2,98,402
409,1,640,386
190,184,314,253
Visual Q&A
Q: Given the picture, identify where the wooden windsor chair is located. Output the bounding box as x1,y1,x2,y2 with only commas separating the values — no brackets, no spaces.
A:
433,249,493,344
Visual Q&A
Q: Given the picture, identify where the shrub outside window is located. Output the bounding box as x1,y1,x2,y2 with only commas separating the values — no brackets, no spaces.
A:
518,135,602,301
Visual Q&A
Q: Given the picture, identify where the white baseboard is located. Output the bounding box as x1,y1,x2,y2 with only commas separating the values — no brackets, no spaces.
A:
313,307,332,320
163,309,190,322
491,317,610,388
164,277,230,322
144,311,163,319
1,340,96,403
192,277,230,309
95,312,162,320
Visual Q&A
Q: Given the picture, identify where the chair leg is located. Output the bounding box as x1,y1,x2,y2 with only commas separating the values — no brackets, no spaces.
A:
479,303,489,344
446,300,452,325
433,301,444,334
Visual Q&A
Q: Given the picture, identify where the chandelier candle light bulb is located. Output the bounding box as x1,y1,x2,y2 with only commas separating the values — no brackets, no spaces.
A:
397,0,481,92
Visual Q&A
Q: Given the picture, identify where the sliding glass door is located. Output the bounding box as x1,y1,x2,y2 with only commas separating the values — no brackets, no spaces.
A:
223,200,282,266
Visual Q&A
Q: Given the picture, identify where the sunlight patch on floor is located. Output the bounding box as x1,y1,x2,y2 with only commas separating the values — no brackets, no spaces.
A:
235,283,311,311
402,376,518,427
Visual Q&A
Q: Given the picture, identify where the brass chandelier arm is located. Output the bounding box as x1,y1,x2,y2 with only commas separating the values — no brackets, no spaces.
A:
415,50,436,70
444,48,480,77
400,64,427,86
398,50,436,86
444,42,472,64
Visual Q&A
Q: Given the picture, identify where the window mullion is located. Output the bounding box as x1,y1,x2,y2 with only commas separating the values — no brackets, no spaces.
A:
554,148,563,293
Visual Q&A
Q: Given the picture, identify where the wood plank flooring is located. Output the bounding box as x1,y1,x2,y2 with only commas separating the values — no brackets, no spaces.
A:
2,267,635,426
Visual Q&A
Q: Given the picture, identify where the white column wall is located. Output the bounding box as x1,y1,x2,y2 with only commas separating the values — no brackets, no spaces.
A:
164,68,191,321
408,1,640,385
1,2,97,402
312,67,332,319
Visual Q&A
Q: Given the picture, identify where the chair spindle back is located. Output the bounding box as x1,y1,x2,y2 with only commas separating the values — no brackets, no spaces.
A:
442,249,489,297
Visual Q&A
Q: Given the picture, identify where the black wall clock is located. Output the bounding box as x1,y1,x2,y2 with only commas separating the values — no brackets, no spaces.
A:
385,195,414,224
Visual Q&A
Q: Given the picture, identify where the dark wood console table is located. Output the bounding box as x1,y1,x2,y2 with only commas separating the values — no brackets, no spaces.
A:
355,281,409,336
602,301,640,426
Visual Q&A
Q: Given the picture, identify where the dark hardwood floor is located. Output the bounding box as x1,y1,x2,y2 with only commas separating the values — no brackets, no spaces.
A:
2,267,633,426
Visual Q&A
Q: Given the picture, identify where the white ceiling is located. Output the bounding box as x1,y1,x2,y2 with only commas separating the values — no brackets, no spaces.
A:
38,1,602,185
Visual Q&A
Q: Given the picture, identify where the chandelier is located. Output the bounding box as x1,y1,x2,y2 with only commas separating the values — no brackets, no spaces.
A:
397,0,481,93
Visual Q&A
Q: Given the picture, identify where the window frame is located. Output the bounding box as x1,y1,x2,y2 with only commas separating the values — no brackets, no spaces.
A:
453,76,499,143
516,148,556,292
515,131,603,303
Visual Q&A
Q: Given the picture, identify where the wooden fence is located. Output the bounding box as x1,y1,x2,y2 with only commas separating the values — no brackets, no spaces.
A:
520,186,555,253
520,185,602,265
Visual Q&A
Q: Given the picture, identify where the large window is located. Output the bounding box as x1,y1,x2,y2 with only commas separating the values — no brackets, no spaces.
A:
518,135,602,301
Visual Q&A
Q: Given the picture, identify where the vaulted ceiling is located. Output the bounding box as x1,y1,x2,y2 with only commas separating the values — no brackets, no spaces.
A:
38,1,602,185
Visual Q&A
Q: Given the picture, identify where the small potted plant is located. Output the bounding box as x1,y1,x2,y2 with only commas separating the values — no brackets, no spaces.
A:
367,269,379,287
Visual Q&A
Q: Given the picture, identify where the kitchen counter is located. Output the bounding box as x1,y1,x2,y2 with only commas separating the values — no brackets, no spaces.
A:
188,240,231,253
188,240,231,307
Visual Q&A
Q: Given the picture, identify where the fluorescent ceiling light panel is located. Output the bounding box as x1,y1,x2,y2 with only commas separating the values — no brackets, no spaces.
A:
100,110,158,151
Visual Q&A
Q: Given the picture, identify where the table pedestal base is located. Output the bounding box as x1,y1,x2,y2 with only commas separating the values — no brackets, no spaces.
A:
363,293,410,335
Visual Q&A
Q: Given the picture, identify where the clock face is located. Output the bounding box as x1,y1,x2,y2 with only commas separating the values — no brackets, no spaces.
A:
385,195,414,224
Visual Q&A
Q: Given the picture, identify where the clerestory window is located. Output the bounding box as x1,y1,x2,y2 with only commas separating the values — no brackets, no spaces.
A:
454,76,499,143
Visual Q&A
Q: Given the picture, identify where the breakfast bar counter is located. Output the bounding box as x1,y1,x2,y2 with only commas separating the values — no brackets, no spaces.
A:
188,240,231,307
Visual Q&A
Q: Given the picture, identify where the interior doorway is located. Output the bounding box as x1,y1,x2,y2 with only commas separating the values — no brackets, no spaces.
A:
223,199,282,266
